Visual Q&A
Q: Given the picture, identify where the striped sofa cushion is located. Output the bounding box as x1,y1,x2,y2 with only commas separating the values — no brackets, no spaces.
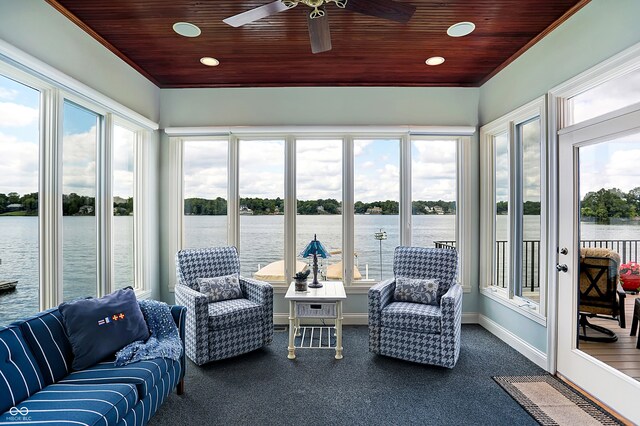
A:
18,308,74,386
2,382,138,426
58,358,181,398
0,326,45,414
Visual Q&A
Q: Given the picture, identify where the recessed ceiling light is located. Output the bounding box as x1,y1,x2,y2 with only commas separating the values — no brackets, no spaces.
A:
425,56,445,66
200,57,220,67
447,21,475,37
173,22,201,38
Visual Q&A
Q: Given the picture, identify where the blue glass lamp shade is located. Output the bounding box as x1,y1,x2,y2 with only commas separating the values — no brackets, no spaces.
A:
300,234,330,287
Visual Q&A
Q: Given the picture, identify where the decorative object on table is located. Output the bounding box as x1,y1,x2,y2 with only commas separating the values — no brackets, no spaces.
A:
300,234,331,288
293,269,310,292
619,261,640,293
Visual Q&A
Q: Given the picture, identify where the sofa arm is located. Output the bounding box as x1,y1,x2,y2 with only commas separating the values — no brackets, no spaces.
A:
440,283,463,368
174,284,210,365
169,305,187,388
368,278,396,354
239,276,274,345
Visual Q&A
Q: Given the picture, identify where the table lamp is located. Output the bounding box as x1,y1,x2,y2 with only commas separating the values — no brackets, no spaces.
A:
300,234,330,288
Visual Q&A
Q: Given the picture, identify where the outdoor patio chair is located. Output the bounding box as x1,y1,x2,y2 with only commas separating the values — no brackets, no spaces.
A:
578,247,626,342
175,246,273,365
368,246,462,368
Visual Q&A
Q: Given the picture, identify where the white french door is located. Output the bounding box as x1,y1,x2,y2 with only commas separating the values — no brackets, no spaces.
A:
557,106,640,424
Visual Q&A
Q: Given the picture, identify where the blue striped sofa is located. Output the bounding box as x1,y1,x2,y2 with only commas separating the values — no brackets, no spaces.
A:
0,304,186,426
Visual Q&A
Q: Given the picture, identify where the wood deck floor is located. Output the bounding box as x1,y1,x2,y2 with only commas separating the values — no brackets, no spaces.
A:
579,293,640,381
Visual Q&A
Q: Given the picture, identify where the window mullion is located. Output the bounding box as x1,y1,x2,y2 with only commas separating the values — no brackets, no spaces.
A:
400,133,411,246
98,113,113,297
228,135,240,248
509,122,523,300
284,135,296,286
342,136,354,286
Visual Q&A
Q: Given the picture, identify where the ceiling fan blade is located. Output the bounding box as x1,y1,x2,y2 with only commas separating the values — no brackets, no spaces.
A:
308,9,332,54
343,0,416,23
223,1,291,27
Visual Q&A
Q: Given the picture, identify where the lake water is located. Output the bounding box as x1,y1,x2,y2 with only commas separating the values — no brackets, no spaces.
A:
3,214,640,325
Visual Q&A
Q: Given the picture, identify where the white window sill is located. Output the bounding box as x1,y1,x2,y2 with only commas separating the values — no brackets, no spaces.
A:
480,286,546,326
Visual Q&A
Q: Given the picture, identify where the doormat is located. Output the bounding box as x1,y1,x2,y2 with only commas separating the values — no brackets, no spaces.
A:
493,375,623,425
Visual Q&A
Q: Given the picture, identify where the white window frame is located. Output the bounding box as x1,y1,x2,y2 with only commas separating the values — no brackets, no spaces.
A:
167,127,474,295
480,96,547,323
0,43,157,314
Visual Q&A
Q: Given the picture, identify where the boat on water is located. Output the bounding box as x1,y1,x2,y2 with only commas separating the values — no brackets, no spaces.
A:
253,260,308,282
0,280,17,293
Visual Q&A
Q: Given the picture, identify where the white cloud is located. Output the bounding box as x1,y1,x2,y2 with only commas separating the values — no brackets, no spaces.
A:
0,131,38,194
62,126,97,196
0,87,18,100
0,102,39,127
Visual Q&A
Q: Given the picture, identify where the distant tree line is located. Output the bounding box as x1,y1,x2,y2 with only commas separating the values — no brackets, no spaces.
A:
580,187,640,222
0,192,133,216
183,197,457,215
495,201,541,215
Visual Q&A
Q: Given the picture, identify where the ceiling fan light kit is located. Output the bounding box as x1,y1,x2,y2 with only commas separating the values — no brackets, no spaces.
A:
223,0,416,54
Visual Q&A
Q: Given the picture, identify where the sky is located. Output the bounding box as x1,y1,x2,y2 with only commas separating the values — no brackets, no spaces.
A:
0,74,134,199
3,70,640,203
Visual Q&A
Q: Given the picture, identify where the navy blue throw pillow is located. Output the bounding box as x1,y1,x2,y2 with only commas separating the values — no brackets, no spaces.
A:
59,288,150,371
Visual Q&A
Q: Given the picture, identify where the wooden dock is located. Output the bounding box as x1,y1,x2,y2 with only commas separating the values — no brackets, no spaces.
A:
0,280,17,292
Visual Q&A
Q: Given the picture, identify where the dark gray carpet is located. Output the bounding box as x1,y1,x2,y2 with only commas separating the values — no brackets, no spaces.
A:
151,325,544,426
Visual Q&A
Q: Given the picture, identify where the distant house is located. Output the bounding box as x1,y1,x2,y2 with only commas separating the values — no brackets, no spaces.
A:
6,203,23,211
316,206,325,214
433,206,445,215
239,205,253,215
78,205,94,215
366,206,383,215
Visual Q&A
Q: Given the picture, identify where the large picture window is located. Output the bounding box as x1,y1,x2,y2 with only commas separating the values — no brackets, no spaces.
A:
0,74,41,324
170,132,470,290
480,97,546,315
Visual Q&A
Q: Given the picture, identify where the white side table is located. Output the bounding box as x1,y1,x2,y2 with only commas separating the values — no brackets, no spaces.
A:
284,281,347,360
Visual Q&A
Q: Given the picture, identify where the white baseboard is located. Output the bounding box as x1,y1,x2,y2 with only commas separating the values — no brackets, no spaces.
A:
478,314,547,369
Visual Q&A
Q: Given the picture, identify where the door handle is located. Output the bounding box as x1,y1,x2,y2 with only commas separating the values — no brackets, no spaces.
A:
556,264,568,273
559,247,568,255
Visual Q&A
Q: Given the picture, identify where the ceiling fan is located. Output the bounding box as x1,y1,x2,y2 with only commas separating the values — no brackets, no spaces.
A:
222,0,416,54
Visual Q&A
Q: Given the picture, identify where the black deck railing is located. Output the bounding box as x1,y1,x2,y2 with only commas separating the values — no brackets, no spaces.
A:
433,238,640,291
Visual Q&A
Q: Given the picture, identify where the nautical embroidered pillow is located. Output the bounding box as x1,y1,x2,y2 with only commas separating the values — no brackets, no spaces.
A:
197,274,243,302
59,288,150,370
393,277,440,305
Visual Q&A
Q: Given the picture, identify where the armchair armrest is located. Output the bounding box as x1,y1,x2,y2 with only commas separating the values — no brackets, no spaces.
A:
174,284,210,365
439,283,463,368
368,278,396,354
239,276,274,345
617,283,626,328
169,305,187,389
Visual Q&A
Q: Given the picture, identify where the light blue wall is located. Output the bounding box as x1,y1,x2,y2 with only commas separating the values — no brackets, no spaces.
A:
158,87,481,317
0,0,162,300
478,0,640,353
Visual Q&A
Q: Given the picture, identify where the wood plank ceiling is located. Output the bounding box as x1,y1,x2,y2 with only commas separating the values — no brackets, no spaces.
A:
46,0,589,88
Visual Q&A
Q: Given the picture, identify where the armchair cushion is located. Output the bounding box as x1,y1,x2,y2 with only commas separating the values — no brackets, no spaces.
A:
394,277,439,305
381,302,442,333
208,299,263,329
198,275,242,302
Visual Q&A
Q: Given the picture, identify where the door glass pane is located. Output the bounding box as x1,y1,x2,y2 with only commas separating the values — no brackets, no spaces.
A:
0,75,40,324
494,132,509,289
62,100,99,301
518,118,541,303
577,132,640,382
354,139,399,283
239,140,285,281
296,139,342,283
569,67,640,126
183,140,228,248
411,139,457,251
113,124,135,289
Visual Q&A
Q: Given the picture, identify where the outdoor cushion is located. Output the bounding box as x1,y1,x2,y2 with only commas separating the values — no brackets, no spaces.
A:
381,302,442,333
198,275,243,302
59,288,150,371
0,326,45,414
394,277,440,305
1,382,137,426
208,298,263,330
57,357,181,398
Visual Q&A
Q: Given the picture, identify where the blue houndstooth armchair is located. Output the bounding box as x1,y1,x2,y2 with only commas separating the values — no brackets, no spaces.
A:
368,246,462,368
175,247,273,365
